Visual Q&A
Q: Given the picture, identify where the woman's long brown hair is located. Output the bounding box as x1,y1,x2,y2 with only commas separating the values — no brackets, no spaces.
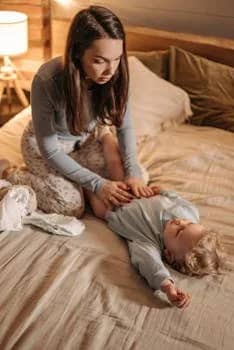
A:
63,6,129,135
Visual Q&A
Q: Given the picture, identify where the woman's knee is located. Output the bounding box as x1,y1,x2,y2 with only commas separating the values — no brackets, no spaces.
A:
61,202,85,218
37,194,85,218
8,168,85,218
43,184,85,218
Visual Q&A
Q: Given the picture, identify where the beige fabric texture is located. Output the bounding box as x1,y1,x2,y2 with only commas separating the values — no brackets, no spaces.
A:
128,56,192,137
169,46,234,132
128,50,169,80
0,107,234,349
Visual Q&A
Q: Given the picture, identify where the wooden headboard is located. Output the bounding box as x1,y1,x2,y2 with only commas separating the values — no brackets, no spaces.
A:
52,21,234,67
126,26,234,67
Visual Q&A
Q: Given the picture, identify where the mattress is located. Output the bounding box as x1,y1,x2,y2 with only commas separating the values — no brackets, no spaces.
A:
0,107,234,349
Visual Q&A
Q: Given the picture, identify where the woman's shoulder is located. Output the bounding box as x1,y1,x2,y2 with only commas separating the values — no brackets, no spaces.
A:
35,56,64,82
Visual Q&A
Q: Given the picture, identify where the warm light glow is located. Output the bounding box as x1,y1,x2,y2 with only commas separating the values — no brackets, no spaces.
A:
0,11,28,56
55,0,72,5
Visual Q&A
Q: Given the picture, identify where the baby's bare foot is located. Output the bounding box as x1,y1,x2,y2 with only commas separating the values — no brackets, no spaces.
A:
0,159,18,179
0,159,10,178
3,166,17,179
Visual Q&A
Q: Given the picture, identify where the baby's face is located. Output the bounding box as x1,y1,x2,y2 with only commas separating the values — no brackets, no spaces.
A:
163,219,205,263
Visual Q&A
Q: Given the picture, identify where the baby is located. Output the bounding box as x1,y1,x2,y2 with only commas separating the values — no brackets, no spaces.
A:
87,187,225,309
1,159,225,308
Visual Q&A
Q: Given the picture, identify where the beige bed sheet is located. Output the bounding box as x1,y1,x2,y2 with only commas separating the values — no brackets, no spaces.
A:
0,108,234,350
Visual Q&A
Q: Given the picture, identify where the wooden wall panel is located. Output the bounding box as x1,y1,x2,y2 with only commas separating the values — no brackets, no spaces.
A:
103,0,233,17
1,0,233,89
0,0,51,89
51,0,234,39
51,20,234,69
52,19,70,58
127,26,234,67
113,6,234,40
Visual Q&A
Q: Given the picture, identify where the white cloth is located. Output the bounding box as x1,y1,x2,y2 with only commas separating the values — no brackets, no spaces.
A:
0,180,37,231
0,181,85,236
0,179,12,190
0,195,24,231
23,211,85,237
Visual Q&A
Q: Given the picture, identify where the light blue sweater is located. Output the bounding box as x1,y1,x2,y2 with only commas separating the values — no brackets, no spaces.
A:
106,190,200,290
31,57,142,193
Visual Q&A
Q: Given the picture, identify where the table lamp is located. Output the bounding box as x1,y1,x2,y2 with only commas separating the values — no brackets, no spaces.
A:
0,11,29,108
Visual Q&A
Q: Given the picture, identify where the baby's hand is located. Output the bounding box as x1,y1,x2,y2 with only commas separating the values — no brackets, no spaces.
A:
161,281,191,309
148,185,161,196
167,287,191,309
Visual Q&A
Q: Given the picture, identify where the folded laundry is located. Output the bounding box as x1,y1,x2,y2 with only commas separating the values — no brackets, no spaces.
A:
23,211,85,236
0,178,85,236
0,180,37,231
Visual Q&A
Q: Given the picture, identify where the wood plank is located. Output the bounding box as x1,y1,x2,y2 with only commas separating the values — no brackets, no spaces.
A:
114,6,234,39
51,0,234,19
74,0,234,17
126,26,234,67
0,0,50,87
51,1,88,19
0,4,43,16
0,3,44,42
41,0,52,60
0,1,51,57
0,0,42,5
52,19,70,57
51,0,234,39
51,19,234,67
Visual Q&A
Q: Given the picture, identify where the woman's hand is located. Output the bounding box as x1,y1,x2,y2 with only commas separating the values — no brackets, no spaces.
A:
125,177,160,198
96,180,134,207
161,281,191,309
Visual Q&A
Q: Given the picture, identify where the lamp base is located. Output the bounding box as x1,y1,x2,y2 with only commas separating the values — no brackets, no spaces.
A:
0,56,29,108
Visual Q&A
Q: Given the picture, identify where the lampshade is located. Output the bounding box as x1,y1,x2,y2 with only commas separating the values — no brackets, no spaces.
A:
0,11,28,56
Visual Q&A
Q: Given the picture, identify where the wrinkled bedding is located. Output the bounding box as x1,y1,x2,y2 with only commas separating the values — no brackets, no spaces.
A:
0,107,234,349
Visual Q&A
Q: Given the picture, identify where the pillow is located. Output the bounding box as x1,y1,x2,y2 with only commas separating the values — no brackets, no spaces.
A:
169,46,234,132
128,56,192,137
127,50,169,79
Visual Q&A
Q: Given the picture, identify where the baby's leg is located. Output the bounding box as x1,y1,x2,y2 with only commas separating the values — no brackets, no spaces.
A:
83,126,124,219
97,125,150,185
83,188,113,220
97,125,125,181
0,159,13,179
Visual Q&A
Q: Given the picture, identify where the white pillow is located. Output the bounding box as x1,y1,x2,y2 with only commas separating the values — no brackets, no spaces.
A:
128,56,192,136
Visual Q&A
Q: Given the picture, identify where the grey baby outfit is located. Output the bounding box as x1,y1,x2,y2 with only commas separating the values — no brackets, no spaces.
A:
106,190,199,290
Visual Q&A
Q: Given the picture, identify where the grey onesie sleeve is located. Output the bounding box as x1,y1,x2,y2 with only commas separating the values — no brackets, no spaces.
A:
128,240,172,290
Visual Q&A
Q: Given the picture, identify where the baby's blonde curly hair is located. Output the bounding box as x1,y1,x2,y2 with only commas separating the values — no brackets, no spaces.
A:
178,230,226,276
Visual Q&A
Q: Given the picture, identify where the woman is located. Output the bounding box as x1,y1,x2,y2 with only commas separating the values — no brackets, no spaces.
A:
6,6,152,217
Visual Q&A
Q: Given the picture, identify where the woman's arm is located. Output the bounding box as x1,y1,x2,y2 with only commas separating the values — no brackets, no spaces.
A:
116,100,143,179
116,100,155,197
31,75,105,193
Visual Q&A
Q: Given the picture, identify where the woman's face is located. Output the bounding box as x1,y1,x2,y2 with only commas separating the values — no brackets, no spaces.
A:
80,38,123,84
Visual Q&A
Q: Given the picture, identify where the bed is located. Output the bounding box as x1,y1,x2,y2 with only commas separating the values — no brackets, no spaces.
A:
0,27,234,350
